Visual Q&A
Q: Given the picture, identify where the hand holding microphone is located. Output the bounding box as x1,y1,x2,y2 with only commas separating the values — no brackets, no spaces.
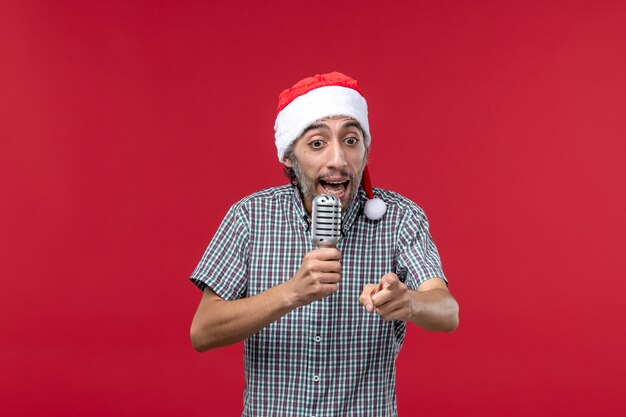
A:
284,195,343,307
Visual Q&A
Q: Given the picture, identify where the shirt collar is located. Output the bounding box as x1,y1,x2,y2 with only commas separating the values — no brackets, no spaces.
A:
342,187,367,236
290,185,310,233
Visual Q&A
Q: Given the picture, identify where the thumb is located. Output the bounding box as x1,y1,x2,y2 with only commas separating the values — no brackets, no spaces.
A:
359,284,377,313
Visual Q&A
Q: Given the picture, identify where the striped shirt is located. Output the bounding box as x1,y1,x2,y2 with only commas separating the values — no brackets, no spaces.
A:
190,184,446,417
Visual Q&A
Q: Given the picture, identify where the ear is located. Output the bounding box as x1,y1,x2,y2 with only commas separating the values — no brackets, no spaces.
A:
284,157,293,168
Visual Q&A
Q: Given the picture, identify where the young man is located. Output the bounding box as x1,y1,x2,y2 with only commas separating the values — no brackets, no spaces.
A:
190,72,459,417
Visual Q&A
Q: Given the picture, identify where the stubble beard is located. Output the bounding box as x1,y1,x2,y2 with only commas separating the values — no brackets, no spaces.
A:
290,156,368,210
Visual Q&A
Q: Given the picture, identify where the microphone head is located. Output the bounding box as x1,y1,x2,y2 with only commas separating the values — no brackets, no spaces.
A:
311,194,342,247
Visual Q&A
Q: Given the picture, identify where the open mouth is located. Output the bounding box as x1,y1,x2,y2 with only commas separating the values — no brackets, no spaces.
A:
319,179,350,197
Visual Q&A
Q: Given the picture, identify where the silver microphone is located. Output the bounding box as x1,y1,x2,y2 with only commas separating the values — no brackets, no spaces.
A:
311,194,342,248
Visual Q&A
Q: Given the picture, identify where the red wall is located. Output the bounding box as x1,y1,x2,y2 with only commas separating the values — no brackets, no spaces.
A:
2,1,625,416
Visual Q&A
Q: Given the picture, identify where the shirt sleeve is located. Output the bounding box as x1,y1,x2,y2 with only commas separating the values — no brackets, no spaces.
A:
396,206,447,291
189,203,249,300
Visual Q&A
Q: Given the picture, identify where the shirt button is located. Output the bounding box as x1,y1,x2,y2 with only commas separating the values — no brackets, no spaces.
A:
314,336,321,343
313,375,320,382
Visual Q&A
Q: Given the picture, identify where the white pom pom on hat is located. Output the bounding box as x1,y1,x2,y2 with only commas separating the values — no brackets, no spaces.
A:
274,71,387,220
361,165,387,220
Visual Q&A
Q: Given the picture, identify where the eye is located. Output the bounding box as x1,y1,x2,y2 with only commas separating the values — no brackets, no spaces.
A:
345,136,360,145
309,139,325,149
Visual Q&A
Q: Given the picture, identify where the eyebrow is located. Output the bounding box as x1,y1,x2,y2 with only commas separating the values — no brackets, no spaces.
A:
300,123,329,137
300,120,365,138
342,121,365,134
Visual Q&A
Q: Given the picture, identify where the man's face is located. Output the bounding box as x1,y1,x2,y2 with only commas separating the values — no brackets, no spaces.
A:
285,116,368,214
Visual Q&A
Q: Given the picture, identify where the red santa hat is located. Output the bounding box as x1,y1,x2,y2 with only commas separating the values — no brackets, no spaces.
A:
274,71,387,220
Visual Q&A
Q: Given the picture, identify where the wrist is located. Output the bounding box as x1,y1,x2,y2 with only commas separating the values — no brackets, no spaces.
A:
407,291,422,322
276,279,300,310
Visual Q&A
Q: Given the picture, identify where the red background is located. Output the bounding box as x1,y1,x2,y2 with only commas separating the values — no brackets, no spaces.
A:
2,1,625,416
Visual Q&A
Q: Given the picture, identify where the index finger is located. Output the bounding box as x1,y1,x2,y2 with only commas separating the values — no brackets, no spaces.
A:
313,247,341,261
381,273,399,289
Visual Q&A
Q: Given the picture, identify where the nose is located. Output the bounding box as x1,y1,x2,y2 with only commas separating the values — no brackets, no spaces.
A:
326,139,347,169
